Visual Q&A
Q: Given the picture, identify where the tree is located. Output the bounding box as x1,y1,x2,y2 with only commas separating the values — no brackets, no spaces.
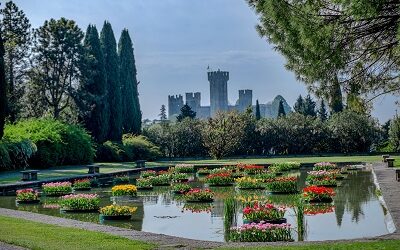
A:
389,115,400,152
118,29,141,134
76,25,109,143
30,18,84,119
255,99,261,120
0,1,31,122
303,95,317,117
277,99,286,117
318,100,328,122
293,95,304,114
176,104,196,122
159,104,167,121
100,21,122,141
0,30,6,139
330,79,344,114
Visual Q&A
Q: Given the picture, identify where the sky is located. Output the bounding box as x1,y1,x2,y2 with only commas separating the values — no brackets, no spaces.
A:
11,0,399,122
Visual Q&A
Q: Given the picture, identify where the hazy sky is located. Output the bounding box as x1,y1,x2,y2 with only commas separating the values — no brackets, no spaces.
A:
11,0,398,122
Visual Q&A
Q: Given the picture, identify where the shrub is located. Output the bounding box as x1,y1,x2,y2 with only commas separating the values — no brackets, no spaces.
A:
313,162,337,171
59,194,100,211
96,141,127,162
0,140,37,171
123,134,161,161
149,174,171,186
140,170,157,178
4,119,94,168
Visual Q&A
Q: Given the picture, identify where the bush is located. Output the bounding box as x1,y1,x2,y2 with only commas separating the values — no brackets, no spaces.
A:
4,119,94,168
0,140,37,171
96,141,127,162
122,134,161,160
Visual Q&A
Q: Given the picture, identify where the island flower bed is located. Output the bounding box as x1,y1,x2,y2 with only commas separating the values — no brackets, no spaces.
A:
73,178,91,191
229,222,292,242
265,177,298,193
306,171,337,186
255,172,276,182
59,194,100,212
238,164,264,175
303,185,335,203
150,174,171,186
16,189,40,204
172,183,191,194
243,202,286,224
235,176,264,189
111,185,137,197
113,175,130,185
173,164,195,173
184,188,214,202
100,205,137,220
197,168,211,175
205,172,234,186
42,182,72,196
313,162,337,171
140,170,157,178
171,173,190,182
270,162,301,172
136,178,153,190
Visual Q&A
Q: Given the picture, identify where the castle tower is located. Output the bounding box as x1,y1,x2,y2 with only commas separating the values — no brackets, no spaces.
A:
168,94,184,118
208,69,229,117
237,89,253,112
185,92,201,111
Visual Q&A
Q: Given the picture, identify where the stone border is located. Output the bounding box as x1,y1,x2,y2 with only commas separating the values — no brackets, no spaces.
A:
0,162,399,249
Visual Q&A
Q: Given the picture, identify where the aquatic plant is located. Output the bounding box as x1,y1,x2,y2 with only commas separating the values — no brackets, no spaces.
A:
172,183,191,194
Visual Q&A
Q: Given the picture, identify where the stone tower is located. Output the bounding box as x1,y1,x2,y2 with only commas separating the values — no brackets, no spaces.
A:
208,69,229,117
185,92,201,112
237,89,253,112
168,94,184,118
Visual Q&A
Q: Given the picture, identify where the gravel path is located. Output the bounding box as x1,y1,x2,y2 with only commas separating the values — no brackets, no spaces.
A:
0,162,399,249
0,242,26,250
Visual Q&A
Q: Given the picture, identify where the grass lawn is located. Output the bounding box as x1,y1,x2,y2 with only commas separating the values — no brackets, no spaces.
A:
0,215,155,250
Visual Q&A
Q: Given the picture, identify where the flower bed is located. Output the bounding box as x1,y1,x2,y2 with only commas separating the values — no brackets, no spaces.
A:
265,177,298,193
171,173,190,182
313,162,337,171
210,167,232,174
113,175,130,185
304,204,335,215
16,189,40,203
100,205,137,220
229,222,292,242
239,164,264,175
140,170,157,178
269,162,300,172
173,164,195,173
136,178,153,190
172,183,191,194
197,168,211,175
243,202,286,223
150,174,171,186
73,179,91,191
59,194,100,211
184,188,214,202
235,177,264,189
303,185,335,203
205,172,234,186
42,182,72,196
306,171,337,186
254,172,276,182
111,185,137,197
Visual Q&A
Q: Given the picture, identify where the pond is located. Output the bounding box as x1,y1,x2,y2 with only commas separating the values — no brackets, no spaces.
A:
0,167,392,242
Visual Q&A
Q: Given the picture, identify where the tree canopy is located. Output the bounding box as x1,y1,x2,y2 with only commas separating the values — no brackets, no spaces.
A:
176,104,196,122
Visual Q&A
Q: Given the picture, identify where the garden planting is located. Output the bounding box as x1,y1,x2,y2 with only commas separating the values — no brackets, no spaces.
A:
306,170,337,187
235,176,264,189
184,188,214,202
73,179,92,191
15,189,40,204
206,172,234,186
59,194,100,212
100,205,138,220
265,177,298,193
111,184,137,197
136,178,153,190
302,185,335,203
242,202,286,224
42,182,73,196
172,183,192,194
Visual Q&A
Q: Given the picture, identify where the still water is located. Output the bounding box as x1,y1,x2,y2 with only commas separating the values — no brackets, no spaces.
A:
0,168,391,242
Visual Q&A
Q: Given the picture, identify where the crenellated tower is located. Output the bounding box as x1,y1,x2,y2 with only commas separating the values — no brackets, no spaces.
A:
168,94,184,118
208,69,229,117
185,92,201,111
237,89,253,112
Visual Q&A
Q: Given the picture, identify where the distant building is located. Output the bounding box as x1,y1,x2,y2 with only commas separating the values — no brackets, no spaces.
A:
168,69,291,119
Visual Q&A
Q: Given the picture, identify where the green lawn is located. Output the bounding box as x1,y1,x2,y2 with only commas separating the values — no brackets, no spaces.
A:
0,215,155,250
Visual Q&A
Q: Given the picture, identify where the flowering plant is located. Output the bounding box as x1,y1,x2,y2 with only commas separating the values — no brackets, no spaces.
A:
254,172,276,182
73,179,91,190
171,173,190,182
172,183,191,194
113,175,130,184
210,167,232,174
238,164,264,175
150,174,171,186
304,204,335,215
111,185,137,196
306,171,337,186
269,162,300,172
140,170,157,178
197,168,211,175
230,222,292,242
173,164,195,173
16,189,39,202
313,162,337,171
182,203,213,213
303,185,335,202
235,176,264,189
136,178,153,189
184,188,214,202
59,194,100,211
205,172,234,186
42,182,72,196
243,202,285,222
100,205,137,216
265,177,298,193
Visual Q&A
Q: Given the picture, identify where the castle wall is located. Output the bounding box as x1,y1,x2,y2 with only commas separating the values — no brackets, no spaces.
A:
168,94,184,119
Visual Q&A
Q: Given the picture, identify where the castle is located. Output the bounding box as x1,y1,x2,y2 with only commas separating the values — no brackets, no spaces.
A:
168,69,291,119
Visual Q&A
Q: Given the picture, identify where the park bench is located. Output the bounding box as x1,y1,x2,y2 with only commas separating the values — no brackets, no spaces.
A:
382,155,390,162
136,160,146,168
20,170,39,181
386,158,395,168
87,165,100,174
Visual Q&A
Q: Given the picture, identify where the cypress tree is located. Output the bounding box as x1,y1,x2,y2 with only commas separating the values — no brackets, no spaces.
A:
255,99,261,120
177,104,196,122
0,31,6,139
318,100,328,121
278,100,286,117
118,29,141,134
77,25,109,143
329,78,344,114
303,94,317,117
293,95,304,114
100,21,123,141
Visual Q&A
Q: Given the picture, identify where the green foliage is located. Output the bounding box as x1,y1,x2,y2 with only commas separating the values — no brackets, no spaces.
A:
318,100,328,121
0,30,6,139
176,104,196,122
159,105,167,121
96,141,127,162
4,119,94,168
122,134,161,160
294,95,304,114
389,115,400,152
255,100,261,120
277,100,286,117
171,118,206,157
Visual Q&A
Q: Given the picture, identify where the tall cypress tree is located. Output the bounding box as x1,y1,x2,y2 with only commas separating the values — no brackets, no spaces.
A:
278,100,286,117
77,25,109,143
0,31,6,139
329,78,344,114
294,95,304,114
318,100,328,121
255,99,261,120
100,21,123,141
118,29,141,134
303,94,317,117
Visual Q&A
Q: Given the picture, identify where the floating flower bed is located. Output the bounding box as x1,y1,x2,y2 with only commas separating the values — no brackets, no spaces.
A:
243,202,286,224
113,175,130,185
304,204,335,216
173,164,195,173
235,176,264,189
136,178,153,190
150,174,171,186
182,203,213,213
172,183,191,194
184,188,214,202
140,170,157,178
59,194,100,212
42,182,72,196
229,222,292,242
171,173,190,182
254,172,276,182
210,167,232,174
197,168,211,175
265,177,298,193
269,162,300,172
73,178,92,191
313,162,337,171
238,164,264,175
111,185,137,197
16,189,40,204
303,185,335,203
306,171,337,186
205,172,234,186
100,205,137,220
